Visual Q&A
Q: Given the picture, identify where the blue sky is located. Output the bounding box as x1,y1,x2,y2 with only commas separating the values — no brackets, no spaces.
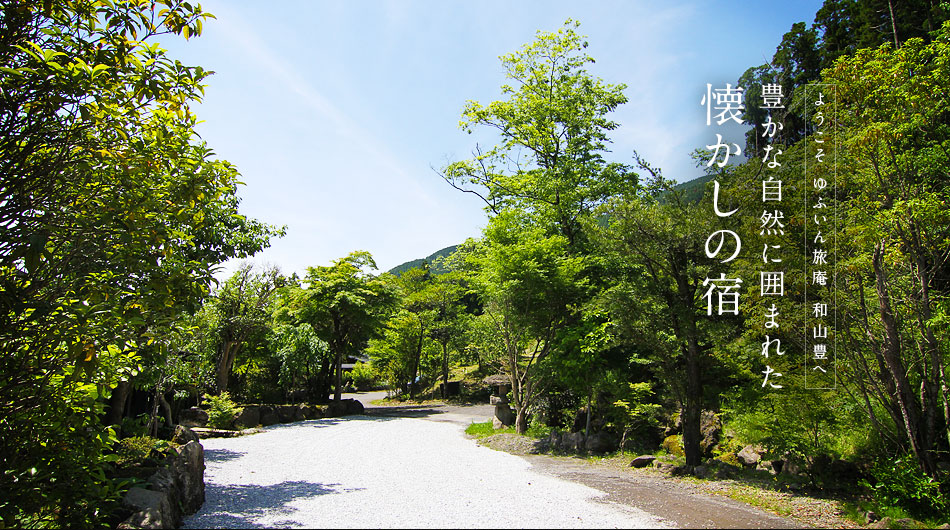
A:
159,0,824,278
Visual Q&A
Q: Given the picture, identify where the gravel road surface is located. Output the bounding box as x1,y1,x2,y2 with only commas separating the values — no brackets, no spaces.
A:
182,414,671,528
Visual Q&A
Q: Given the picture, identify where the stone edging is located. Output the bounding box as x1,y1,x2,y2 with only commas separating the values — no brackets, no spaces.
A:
117,425,205,529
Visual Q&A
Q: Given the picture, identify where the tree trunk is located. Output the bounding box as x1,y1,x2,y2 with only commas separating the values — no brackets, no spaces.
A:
515,407,529,434
585,391,592,438
441,341,449,399
158,392,173,429
104,379,132,426
333,346,343,404
410,322,424,400
215,341,240,394
682,337,703,467
873,243,936,476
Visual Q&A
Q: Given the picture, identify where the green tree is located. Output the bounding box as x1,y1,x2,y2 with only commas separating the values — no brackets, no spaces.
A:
272,322,329,402
592,170,735,467
207,264,283,394
442,19,637,249
297,251,398,404
822,26,950,477
0,2,279,525
465,211,588,433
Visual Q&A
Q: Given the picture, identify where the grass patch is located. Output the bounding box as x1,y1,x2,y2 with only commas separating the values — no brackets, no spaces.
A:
724,484,794,517
465,421,496,437
464,420,550,439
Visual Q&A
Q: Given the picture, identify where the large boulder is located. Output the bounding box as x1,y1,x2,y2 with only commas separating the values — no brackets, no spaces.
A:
171,425,199,445
585,432,617,454
233,406,260,429
699,410,722,457
664,412,683,437
119,438,205,529
345,399,364,415
737,444,765,468
561,432,586,453
259,405,279,426
630,455,657,468
276,405,296,423
326,398,364,417
119,488,173,529
178,407,208,428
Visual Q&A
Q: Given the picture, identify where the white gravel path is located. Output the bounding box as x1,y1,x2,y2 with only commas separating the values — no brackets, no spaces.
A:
182,415,672,528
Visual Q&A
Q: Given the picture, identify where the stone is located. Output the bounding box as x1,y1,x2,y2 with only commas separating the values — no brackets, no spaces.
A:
737,444,765,468
344,398,364,415
548,430,563,450
171,425,199,445
629,455,656,468
259,405,279,426
276,405,296,423
493,403,514,428
770,459,784,474
827,458,863,482
865,511,880,524
699,410,722,458
178,407,208,428
326,398,363,417
233,406,260,429
561,432,586,453
585,432,617,454
441,381,461,397
172,441,205,513
869,517,892,529
693,465,709,478
653,460,677,474
713,462,742,479
119,488,173,529
664,412,683,437
489,395,509,406
670,465,689,476
120,439,204,529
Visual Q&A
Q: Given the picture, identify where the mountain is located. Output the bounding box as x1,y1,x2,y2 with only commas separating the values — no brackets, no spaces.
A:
386,175,711,276
387,244,459,276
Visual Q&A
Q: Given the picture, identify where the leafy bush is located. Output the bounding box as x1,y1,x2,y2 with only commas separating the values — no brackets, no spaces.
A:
661,435,684,457
204,392,243,429
349,362,378,391
862,456,949,519
115,436,159,467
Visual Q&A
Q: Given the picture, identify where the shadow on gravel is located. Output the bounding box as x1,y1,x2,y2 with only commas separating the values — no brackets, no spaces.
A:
257,408,450,433
204,448,246,464
188,480,364,529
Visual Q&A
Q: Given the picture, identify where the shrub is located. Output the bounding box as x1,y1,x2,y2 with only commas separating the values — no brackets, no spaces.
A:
349,362,377,391
204,392,242,429
862,456,949,519
662,435,684,457
115,436,159,468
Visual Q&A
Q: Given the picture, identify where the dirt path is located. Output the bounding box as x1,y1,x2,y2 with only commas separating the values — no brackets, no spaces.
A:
345,392,809,529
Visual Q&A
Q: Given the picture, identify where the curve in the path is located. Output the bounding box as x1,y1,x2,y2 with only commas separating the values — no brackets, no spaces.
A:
183,415,671,529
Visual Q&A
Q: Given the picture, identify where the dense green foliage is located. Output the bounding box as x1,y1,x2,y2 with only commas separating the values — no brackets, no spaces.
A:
0,1,279,526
